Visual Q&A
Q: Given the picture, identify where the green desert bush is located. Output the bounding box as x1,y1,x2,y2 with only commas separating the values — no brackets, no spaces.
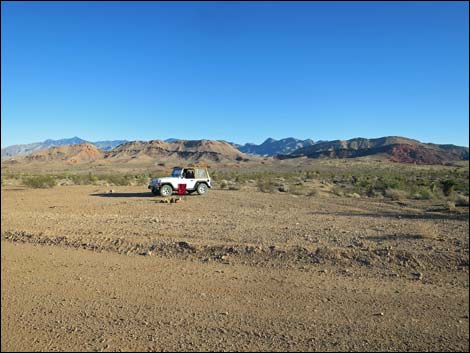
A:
68,173,98,185
106,174,133,186
374,175,404,192
23,175,57,189
89,174,99,184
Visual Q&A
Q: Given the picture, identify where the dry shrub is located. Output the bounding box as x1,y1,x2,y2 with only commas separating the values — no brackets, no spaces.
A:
412,188,433,200
289,184,306,195
346,193,361,199
446,201,456,212
331,186,344,197
308,188,319,197
385,188,408,201
455,195,469,207
257,178,276,193
409,221,438,239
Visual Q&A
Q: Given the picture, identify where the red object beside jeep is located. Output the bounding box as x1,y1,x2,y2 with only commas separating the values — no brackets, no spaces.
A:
177,183,186,195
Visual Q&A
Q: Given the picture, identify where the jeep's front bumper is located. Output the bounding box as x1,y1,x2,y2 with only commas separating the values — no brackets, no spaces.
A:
148,181,161,190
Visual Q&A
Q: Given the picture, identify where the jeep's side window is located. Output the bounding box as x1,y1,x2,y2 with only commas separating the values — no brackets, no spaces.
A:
195,169,207,178
184,169,195,179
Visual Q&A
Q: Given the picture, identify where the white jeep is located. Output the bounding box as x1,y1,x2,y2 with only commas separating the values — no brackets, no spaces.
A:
148,166,212,196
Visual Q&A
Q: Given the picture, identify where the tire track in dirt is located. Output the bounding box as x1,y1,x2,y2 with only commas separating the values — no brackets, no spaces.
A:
2,230,467,279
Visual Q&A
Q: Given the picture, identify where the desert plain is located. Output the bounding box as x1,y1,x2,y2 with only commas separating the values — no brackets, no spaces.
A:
1,159,469,351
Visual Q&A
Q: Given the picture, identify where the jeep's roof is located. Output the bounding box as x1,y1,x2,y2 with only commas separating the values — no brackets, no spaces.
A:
172,165,209,169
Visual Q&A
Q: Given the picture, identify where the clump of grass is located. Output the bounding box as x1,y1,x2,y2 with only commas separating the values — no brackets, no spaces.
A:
219,179,228,189
23,175,57,189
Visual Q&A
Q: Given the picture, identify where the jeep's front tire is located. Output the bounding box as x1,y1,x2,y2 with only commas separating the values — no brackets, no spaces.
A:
196,183,208,195
160,184,173,197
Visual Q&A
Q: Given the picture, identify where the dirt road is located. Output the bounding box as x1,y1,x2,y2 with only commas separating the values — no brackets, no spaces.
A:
1,185,469,351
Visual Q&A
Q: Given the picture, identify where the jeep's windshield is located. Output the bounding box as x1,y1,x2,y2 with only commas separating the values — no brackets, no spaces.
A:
171,168,183,177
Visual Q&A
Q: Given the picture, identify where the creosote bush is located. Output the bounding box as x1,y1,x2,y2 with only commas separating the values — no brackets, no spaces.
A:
23,175,57,188
441,179,456,197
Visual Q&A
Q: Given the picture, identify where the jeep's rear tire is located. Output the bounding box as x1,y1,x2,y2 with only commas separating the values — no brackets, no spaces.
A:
160,184,173,197
196,183,208,195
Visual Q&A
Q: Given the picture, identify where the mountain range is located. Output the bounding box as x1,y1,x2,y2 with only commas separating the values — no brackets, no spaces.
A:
235,137,316,156
1,137,127,158
9,139,248,166
105,139,247,163
1,137,317,159
279,136,469,165
1,136,468,166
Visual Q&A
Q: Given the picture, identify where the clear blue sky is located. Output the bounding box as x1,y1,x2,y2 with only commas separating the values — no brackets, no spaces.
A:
1,1,469,147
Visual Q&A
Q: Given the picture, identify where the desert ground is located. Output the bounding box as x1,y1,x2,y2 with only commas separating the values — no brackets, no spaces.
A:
1,178,469,351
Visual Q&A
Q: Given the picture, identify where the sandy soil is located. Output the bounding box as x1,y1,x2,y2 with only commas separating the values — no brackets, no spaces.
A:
1,185,469,351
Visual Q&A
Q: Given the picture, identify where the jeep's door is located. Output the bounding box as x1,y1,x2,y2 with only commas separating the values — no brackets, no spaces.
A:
183,169,197,190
